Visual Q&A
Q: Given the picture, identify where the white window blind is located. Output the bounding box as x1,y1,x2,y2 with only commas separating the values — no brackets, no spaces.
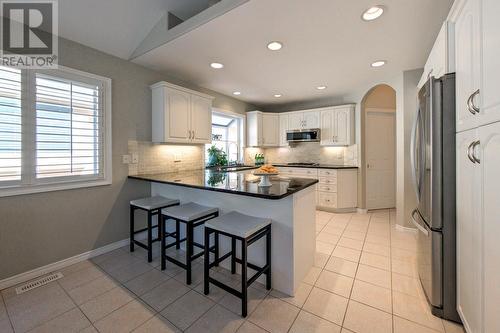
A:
0,66,22,182
35,74,102,179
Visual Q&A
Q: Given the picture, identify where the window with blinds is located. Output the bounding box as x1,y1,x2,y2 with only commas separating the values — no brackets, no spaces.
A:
0,65,111,196
35,74,102,179
0,67,22,183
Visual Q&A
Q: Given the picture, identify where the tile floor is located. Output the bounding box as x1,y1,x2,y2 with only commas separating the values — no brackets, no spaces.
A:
0,210,466,333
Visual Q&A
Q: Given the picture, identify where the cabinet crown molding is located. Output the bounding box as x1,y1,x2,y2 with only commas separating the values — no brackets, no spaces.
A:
150,81,215,100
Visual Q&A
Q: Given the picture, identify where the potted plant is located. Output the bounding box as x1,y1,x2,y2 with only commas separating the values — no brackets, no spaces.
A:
206,145,228,168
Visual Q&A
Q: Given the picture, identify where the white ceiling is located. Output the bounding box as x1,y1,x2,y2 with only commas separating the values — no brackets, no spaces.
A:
131,0,454,107
58,0,212,59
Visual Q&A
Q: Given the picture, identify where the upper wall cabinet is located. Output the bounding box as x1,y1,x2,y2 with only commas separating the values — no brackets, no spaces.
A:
246,111,279,147
288,111,320,130
151,82,214,144
320,105,355,146
279,113,289,146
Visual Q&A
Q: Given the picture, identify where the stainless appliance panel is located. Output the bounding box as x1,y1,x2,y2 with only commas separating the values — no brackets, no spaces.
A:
412,209,442,308
286,129,320,142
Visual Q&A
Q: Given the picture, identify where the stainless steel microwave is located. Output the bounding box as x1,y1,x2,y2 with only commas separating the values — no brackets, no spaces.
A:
286,129,321,143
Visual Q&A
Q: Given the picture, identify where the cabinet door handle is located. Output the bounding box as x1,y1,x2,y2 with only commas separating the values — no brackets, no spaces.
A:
472,140,481,163
467,89,480,115
467,141,476,163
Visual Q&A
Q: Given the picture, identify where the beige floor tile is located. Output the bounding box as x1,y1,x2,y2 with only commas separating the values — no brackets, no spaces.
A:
317,232,340,245
343,300,392,333
97,252,142,274
140,278,190,311
27,308,91,333
316,240,335,255
391,258,418,277
356,264,391,289
219,286,267,316
337,237,364,251
94,299,155,333
134,315,180,333
324,257,358,278
186,304,244,333
391,248,417,262
365,234,390,246
4,282,75,333
332,246,361,263
393,316,443,333
303,266,322,285
341,329,356,333
90,248,126,265
193,272,239,303
107,261,153,284
314,252,330,268
80,287,135,323
270,282,313,308
124,268,170,296
342,230,366,241
58,266,106,291
350,280,392,313
0,318,13,333
442,319,465,333
289,310,341,333
322,225,345,236
248,296,299,333
67,275,119,305
362,243,390,257
236,321,267,333
392,291,444,332
315,270,354,298
391,273,423,298
160,290,214,330
79,326,98,333
59,260,95,276
302,287,348,326
359,252,390,271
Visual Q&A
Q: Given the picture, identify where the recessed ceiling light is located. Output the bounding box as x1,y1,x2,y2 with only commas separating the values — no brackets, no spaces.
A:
362,5,385,21
232,91,241,95
316,86,327,90
210,62,224,69
274,94,282,98
267,41,283,51
371,60,386,67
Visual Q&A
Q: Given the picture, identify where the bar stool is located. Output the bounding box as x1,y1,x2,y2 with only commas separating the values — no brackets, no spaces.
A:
130,196,180,262
203,211,272,317
160,202,219,284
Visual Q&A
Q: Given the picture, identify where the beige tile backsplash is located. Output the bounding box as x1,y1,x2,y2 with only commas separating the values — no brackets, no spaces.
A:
128,140,205,175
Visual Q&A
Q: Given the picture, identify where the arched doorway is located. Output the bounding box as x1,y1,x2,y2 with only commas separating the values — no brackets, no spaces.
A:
360,84,397,210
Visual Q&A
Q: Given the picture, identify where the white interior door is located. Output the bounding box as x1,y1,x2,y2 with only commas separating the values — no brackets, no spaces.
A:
365,109,396,209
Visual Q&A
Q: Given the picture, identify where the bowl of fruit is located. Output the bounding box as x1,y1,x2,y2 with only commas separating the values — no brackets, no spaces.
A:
253,164,279,187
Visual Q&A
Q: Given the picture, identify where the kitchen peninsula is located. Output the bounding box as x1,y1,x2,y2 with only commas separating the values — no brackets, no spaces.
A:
129,169,318,295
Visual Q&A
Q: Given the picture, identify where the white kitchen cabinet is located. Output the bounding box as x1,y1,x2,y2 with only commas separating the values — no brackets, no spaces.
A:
288,112,304,130
303,111,320,128
262,113,279,147
478,121,500,333
320,106,355,146
288,111,319,130
456,129,483,333
455,0,481,132
246,111,279,147
151,82,214,144
279,113,289,146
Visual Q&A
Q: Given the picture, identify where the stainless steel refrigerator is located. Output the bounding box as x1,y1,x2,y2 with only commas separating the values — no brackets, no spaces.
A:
410,73,461,323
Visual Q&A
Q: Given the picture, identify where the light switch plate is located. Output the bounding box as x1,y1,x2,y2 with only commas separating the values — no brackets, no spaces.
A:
122,155,131,164
131,153,139,164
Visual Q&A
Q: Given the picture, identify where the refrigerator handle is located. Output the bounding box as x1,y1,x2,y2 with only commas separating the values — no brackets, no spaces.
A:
411,209,429,236
410,106,421,201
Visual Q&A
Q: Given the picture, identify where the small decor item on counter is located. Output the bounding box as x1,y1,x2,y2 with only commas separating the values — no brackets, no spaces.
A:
253,164,279,187
207,145,228,168
255,153,265,165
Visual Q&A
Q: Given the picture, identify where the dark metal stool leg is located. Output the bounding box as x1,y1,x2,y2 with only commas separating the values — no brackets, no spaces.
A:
204,228,211,295
214,231,220,267
161,215,166,270
186,222,194,285
175,220,180,249
266,226,272,290
129,206,135,252
147,210,153,262
241,238,248,317
231,237,236,274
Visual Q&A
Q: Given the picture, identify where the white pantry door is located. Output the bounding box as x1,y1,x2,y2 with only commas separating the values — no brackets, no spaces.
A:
365,109,396,209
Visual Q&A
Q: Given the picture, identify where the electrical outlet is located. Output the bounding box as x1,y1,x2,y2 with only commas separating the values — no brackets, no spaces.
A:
131,153,139,164
122,155,131,164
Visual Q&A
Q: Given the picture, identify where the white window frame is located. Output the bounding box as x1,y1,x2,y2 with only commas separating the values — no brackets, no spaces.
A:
0,65,112,197
208,108,245,164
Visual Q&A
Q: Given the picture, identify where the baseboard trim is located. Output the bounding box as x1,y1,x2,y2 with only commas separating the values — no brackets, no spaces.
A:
0,234,143,291
395,223,417,234
356,208,368,214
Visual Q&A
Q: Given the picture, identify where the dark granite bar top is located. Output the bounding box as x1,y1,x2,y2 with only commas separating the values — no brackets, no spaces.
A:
272,163,358,169
128,169,318,200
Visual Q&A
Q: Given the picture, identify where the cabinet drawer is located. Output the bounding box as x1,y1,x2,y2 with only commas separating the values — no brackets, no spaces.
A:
318,169,337,177
318,191,337,208
318,177,337,185
277,167,318,178
318,184,337,192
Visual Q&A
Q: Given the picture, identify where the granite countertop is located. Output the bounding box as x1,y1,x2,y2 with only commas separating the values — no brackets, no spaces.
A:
272,163,358,169
128,169,318,200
